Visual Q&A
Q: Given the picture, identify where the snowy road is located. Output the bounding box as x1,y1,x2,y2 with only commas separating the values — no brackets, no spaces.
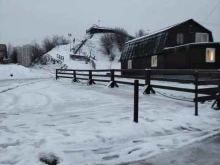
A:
124,134,220,165
0,79,220,165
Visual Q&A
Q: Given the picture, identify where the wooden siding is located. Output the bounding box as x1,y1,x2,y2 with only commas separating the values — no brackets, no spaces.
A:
165,20,213,47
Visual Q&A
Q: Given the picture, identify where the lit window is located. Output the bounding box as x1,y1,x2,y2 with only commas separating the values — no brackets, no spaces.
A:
151,55,158,67
206,48,215,63
128,60,132,69
196,33,209,43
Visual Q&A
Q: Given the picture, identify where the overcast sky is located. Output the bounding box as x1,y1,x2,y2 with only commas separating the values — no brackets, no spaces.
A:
0,0,219,46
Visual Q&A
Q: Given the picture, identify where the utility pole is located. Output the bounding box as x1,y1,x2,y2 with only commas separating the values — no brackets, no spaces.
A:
68,33,72,52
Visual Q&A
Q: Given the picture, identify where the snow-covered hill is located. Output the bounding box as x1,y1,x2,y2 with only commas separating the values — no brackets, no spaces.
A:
35,33,121,73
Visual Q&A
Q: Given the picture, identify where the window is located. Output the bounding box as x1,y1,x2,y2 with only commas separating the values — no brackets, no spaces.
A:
177,33,184,44
151,55,158,67
196,33,209,43
206,48,215,63
128,60,132,69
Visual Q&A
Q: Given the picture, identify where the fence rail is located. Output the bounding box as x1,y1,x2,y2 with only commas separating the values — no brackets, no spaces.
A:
56,69,220,116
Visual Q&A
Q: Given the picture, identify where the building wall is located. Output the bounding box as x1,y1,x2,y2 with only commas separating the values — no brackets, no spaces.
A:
190,45,220,69
16,45,32,67
0,44,7,63
164,51,190,69
0,57,3,64
165,20,213,48
122,54,165,70
164,44,220,69
16,46,22,65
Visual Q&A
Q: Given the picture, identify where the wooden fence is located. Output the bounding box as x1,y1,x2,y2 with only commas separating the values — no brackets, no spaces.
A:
56,69,220,117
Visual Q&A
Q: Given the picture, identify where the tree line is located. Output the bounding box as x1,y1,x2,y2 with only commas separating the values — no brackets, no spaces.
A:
6,28,147,64
7,35,69,64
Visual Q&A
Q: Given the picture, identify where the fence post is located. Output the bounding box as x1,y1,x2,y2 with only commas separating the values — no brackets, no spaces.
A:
217,85,220,108
212,85,220,110
73,70,79,82
134,80,139,123
143,69,155,94
55,69,58,80
194,71,199,116
109,70,119,88
87,70,95,85
145,69,148,86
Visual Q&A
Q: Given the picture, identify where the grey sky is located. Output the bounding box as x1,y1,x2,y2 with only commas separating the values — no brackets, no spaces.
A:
0,0,219,46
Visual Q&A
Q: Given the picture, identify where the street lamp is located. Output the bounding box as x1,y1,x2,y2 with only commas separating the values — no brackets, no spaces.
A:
68,33,72,52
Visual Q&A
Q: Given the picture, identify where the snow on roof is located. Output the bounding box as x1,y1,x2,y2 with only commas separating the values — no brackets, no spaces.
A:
87,26,115,31
126,19,200,44
164,42,220,50
126,23,180,44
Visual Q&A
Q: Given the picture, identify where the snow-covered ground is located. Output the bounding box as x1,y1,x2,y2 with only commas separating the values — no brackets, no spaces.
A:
0,78,220,165
0,64,52,80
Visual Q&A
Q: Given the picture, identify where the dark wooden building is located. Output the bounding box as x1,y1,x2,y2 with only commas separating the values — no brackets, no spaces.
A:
120,19,220,71
0,44,7,64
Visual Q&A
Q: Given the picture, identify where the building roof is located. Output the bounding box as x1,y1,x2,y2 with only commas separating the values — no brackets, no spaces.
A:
126,19,211,44
120,19,213,61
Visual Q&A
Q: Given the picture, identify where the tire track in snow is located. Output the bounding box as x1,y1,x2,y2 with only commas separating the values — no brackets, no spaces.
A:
0,79,49,94
0,93,20,110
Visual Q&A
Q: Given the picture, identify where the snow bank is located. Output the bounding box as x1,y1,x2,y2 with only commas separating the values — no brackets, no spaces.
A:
0,64,52,80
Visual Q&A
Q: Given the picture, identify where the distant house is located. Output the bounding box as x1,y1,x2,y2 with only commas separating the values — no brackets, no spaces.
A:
0,44,7,64
16,44,32,67
120,19,220,71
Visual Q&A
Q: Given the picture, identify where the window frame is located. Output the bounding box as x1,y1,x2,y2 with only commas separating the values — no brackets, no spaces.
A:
177,33,184,45
196,33,209,43
151,55,158,67
206,48,215,63
128,60,132,69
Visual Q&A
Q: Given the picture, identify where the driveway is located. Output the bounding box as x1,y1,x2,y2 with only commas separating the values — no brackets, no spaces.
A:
124,134,220,165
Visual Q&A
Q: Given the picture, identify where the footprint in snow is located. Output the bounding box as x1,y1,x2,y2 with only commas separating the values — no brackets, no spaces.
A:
34,139,46,148
102,154,119,160
0,140,20,148
43,124,56,127
133,139,148,144
69,115,79,118
92,147,112,154
145,118,155,122
62,133,70,137
128,147,142,154
99,121,111,124
96,135,106,143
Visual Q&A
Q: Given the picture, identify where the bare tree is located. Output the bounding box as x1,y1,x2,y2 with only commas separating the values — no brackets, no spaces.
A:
52,35,60,47
42,37,55,53
10,48,18,64
31,41,44,62
114,28,130,52
100,34,115,56
135,29,146,38
59,36,69,45
7,43,13,59
52,35,69,47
